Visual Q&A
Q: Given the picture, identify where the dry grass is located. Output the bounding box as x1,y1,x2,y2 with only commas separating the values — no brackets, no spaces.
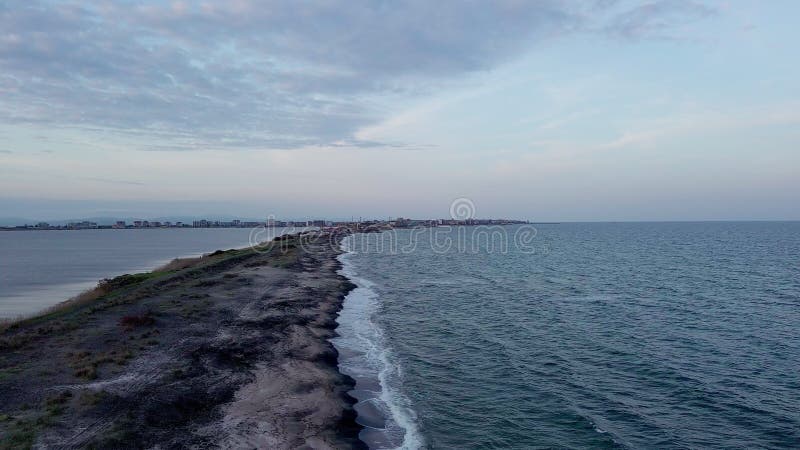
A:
0,282,111,333
119,312,155,329
0,272,162,334
0,246,252,334
154,256,203,272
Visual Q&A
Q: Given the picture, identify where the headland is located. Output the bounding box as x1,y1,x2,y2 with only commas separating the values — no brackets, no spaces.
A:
0,231,364,449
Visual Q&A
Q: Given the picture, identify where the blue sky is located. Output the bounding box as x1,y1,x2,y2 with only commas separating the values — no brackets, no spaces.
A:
1,0,798,221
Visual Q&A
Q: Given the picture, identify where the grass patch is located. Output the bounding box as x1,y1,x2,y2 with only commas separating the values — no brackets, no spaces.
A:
0,366,24,382
0,273,164,333
68,350,120,380
0,240,281,355
270,249,299,268
0,392,73,449
43,391,72,417
0,239,280,335
114,350,134,366
0,418,36,450
154,256,202,272
78,389,108,407
118,312,155,329
72,366,97,380
0,271,178,352
193,279,220,288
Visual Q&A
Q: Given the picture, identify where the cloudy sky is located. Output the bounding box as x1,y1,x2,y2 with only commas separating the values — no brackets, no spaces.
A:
1,0,798,221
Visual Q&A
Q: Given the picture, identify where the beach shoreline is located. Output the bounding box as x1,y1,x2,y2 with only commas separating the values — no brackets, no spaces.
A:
0,231,366,449
333,236,422,449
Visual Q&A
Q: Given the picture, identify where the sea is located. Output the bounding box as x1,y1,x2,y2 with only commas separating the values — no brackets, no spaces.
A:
332,222,800,449
0,227,291,319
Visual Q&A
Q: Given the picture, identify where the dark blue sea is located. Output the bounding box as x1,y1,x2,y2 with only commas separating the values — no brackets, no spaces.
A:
333,222,800,449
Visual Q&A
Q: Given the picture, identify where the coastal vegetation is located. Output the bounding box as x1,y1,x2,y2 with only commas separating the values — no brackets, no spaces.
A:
0,232,363,449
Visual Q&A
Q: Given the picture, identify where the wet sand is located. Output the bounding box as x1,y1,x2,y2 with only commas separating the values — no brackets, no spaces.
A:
0,231,365,449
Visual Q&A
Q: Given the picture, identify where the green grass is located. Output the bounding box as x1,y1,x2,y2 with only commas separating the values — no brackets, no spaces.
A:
0,418,36,450
0,367,23,382
0,392,72,450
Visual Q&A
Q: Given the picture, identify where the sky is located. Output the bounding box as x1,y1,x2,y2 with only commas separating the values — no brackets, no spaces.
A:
1,0,798,222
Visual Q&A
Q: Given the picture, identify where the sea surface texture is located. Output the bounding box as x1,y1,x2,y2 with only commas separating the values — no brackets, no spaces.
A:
0,228,289,318
336,222,800,449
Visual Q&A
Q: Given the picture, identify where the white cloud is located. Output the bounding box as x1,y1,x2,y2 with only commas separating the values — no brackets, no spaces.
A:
0,0,718,150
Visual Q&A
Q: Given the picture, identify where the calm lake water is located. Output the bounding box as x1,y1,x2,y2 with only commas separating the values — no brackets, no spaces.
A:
0,228,288,318
335,222,800,449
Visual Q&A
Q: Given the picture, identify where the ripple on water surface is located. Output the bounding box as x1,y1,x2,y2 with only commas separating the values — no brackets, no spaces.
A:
339,223,800,449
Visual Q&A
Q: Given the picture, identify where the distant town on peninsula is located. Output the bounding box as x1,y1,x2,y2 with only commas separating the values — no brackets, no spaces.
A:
1,217,530,231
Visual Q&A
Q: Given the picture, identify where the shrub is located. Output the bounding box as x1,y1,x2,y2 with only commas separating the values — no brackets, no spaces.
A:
118,313,155,329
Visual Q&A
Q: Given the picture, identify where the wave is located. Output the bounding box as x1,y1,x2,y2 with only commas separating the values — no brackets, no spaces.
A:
333,236,423,450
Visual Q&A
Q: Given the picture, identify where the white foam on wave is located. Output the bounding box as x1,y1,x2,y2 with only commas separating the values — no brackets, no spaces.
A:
334,236,424,450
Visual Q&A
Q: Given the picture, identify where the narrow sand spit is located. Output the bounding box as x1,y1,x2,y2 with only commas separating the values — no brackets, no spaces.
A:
0,231,365,449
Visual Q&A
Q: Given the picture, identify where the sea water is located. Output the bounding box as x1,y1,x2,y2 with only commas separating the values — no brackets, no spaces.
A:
335,222,800,449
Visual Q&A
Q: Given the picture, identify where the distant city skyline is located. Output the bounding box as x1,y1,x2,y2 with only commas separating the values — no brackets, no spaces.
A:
1,215,529,230
1,1,799,221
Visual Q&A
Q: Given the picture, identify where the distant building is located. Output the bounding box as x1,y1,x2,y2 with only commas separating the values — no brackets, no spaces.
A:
113,221,126,229
67,221,98,230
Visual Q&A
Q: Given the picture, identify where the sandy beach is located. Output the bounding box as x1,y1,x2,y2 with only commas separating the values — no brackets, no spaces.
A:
0,231,364,449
